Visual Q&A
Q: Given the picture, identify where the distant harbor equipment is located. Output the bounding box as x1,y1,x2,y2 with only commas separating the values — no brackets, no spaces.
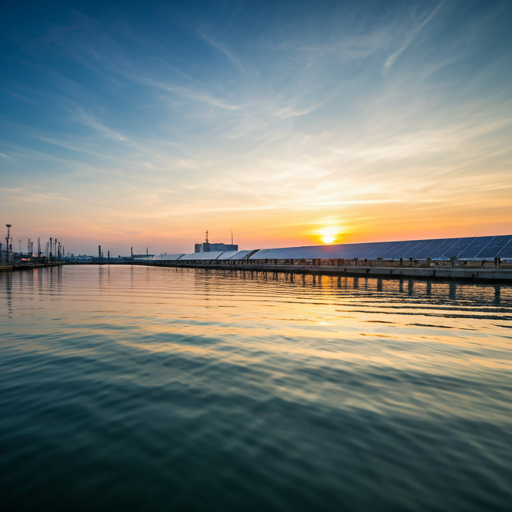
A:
0,223,66,271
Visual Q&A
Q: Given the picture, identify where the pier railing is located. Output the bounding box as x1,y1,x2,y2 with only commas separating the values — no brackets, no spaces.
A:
141,257,509,269
5,257,511,281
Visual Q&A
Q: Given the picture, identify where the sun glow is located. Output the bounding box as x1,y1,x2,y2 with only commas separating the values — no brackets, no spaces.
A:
318,226,344,245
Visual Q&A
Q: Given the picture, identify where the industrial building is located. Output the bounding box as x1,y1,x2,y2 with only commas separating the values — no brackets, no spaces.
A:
194,230,238,253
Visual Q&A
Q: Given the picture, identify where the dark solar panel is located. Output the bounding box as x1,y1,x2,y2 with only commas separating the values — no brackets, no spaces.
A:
430,238,459,259
441,237,475,258
377,242,400,258
408,240,434,259
382,242,403,258
363,242,392,258
340,243,369,258
497,236,512,258
415,239,445,260
326,245,349,259
458,236,494,259
474,236,510,259
381,242,418,260
378,242,406,259
387,240,420,259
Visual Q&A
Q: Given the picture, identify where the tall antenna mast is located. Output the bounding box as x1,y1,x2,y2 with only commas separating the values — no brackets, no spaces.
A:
231,230,233,245
205,230,209,244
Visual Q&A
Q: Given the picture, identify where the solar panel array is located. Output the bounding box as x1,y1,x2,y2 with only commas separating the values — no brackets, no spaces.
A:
217,250,255,260
248,235,512,261
167,250,256,261
152,253,185,261
178,251,226,261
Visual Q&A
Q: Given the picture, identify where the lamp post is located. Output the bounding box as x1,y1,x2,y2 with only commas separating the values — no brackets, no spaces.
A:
5,224,12,263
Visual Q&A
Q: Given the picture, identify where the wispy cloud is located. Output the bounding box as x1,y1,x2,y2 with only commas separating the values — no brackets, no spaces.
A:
0,187,24,193
31,135,122,161
72,107,128,141
384,1,446,73
273,105,320,118
198,30,246,73
145,79,241,110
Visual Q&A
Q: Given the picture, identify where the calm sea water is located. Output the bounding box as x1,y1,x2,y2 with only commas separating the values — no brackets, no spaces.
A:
1,265,511,511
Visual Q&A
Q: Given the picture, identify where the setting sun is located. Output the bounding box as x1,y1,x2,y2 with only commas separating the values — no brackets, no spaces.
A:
317,226,344,245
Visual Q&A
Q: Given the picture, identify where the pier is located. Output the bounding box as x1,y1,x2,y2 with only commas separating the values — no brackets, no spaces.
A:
71,258,512,284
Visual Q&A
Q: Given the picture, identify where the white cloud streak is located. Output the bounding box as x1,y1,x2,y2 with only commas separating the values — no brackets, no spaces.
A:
145,79,241,110
384,1,446,73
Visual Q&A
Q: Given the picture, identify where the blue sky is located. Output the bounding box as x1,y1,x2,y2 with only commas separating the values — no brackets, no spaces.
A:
1,0,511,255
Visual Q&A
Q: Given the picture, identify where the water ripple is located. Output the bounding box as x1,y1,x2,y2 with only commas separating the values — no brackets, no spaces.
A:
0,266,511,511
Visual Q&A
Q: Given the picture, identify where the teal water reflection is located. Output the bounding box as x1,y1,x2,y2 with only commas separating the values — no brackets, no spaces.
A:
0,266,511,511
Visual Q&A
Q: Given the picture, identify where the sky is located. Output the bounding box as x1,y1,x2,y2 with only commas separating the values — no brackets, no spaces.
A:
1,0,511,255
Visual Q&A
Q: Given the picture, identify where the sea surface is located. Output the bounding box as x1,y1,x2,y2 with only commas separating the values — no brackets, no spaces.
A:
1,265,511,512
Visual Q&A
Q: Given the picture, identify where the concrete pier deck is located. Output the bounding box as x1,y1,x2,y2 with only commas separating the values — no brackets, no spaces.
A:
101,260,512,283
